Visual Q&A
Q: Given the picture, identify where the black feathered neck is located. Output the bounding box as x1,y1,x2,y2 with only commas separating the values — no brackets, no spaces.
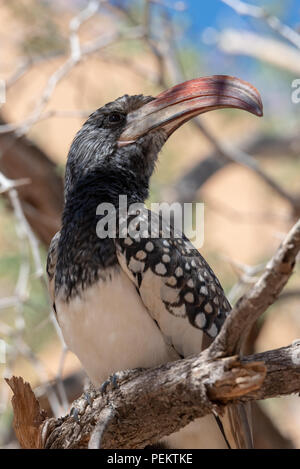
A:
65,165,148,208
56,166,149,300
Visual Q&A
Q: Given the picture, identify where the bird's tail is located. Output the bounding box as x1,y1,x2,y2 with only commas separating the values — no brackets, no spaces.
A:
218,403,253,449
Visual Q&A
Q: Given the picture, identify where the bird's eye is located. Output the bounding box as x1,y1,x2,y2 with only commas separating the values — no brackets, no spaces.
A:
108,112,125,125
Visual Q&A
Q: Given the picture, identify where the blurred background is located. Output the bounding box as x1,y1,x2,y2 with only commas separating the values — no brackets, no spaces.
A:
0,0,300,449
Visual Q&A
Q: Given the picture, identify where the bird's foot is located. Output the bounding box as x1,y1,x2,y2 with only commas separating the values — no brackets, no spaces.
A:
70,406,80,423
99,368,142,395
99,372,121,395
69,384,96,423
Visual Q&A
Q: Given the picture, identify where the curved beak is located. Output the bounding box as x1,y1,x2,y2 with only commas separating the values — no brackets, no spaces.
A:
118,75,263,147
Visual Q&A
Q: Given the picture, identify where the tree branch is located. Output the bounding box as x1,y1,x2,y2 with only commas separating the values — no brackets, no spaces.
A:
209,218,300,357
217,29,300,75
167,132,300,205
7,341,300,449
42,352,266,449
221,0,300,50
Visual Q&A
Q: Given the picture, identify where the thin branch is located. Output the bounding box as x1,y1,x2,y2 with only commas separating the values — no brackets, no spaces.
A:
209,218,300,357
217,29,300,75
5,54,64,90
0,10,143,137
69,0,101,61
0,32,119,136
191,121,300,215
150,0,187,11
0,172,42,277
222,0,300,50
8,188,43,278
0,171,64,418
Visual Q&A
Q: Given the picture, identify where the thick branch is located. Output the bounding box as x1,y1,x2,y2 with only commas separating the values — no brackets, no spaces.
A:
243,342,300,400
8,342,300,449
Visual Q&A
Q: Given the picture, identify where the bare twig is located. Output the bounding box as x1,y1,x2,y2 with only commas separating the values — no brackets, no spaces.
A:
0,32,119,136
217,29,300,75
0,171,64,419
209,219,300,357
0,10,143,137
69,0,101,61
222,0,300,50
0,172,42,277
191,121,300,215
6,54,64,90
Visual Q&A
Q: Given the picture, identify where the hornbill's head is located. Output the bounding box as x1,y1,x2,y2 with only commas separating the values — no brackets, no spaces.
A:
65,76,263,203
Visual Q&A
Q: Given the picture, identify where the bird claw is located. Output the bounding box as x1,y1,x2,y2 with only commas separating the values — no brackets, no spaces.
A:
110,373,119,390
99,378,110,395
84,391,94,406
99,372,121,395
70,406,80,423
69,388,95,423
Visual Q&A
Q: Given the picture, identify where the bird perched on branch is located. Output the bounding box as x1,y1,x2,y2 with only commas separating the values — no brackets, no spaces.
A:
47,76,263,449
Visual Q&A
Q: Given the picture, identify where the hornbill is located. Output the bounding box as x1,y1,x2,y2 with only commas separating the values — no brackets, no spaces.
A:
47,76,263,448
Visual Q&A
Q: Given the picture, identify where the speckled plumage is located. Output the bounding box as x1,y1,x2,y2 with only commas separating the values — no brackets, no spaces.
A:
115,208,231,339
